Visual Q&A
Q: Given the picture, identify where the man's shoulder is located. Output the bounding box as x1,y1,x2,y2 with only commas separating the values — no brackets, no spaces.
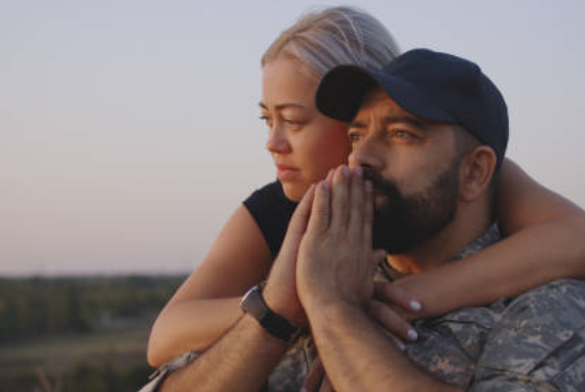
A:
502,279,585,326
474,279,585,391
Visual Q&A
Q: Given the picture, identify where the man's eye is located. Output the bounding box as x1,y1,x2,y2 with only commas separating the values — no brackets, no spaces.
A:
392,129,415,140
348,132,362,143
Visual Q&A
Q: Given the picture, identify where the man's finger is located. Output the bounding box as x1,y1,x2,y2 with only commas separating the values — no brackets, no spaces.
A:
282,184,315,250
363,178,374,244
307,181,330,235
325,168,335,187
347,166,365,239
329,165,350,233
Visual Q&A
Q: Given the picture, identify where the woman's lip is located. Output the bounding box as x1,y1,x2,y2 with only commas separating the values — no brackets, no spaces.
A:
276,164,298,171
276,165,300,181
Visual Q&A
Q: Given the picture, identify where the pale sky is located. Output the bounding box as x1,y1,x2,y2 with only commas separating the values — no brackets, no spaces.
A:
1,0,584,275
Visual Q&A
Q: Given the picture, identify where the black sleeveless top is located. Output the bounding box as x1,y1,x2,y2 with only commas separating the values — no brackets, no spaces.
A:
243,181,298,258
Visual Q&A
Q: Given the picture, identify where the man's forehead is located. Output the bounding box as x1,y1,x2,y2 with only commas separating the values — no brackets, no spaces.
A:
353,87,461,138
356,87,418,120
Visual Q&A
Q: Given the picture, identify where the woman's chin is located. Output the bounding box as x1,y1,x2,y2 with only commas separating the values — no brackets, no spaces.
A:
281,182,307,202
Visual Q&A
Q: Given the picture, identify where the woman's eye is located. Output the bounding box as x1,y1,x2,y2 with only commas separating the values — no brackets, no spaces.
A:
259,115,271,126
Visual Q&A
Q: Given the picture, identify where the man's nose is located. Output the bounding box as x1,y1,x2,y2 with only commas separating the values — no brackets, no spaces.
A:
265,125,291,154
348,135,383,171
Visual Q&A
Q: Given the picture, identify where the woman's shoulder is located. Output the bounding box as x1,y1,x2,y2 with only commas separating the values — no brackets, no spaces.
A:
244,180,296,211
243,180,297,258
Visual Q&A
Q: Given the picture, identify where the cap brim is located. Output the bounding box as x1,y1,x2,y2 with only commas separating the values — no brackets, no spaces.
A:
316,65,457,124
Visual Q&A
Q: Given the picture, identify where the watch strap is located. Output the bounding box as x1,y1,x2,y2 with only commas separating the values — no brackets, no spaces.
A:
241,284,301,343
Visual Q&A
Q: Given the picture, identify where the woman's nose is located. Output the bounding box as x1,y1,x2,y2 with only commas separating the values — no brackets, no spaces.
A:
265,126,292,154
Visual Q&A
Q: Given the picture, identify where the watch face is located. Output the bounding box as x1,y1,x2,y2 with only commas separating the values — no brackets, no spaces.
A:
241,286,267,320
239,284,300,343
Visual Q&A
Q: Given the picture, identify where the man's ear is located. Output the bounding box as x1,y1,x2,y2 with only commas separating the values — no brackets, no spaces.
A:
459,146,497,202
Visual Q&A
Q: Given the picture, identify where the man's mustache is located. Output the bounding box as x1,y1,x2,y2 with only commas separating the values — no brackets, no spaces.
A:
363,170,401,199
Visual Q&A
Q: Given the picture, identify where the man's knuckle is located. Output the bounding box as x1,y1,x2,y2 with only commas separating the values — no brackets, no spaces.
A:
313,206,328,217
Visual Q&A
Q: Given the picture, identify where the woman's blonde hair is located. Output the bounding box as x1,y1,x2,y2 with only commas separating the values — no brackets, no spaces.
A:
262,6,400,80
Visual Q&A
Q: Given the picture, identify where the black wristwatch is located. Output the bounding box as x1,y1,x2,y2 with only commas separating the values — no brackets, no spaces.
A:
240,284,301,344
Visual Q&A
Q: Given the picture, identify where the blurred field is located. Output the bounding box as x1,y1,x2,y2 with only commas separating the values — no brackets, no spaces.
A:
0,275,185,392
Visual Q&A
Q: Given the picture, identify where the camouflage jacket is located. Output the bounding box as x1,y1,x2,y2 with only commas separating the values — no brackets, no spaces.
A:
268,224,585,392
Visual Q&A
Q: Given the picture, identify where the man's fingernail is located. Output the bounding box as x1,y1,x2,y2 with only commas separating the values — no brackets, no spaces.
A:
407,329,418,341
396,341,406,351
409,300,422,311
365,180,373,192
341,166,350,177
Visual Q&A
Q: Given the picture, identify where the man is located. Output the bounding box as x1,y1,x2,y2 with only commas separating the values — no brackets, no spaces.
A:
153,49,585,392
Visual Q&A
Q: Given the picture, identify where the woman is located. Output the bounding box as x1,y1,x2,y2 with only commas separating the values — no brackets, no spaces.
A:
147,6,585,367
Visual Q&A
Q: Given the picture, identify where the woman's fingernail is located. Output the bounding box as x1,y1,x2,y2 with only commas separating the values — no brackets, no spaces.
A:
353,166,363,177
396,340,406,351
409,300,422,311
407,329,418,341
321,180,329,190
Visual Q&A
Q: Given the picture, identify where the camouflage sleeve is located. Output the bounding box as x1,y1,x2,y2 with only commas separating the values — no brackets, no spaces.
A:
137,351,201,392
471,279,585,392
137,351,272,392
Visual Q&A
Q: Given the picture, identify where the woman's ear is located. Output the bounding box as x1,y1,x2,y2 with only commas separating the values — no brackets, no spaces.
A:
459,146,498,202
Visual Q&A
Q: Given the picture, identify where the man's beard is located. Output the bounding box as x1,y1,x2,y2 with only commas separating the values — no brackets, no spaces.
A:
365,161,460,254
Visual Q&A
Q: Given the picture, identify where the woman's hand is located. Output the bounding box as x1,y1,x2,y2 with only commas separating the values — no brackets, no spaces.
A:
368,281,423,346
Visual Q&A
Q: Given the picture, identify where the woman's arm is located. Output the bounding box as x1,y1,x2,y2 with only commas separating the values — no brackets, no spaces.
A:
393,158,585,318
147,205,273,367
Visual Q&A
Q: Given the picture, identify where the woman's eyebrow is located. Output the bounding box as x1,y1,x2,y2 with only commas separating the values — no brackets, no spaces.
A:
258,102,307,110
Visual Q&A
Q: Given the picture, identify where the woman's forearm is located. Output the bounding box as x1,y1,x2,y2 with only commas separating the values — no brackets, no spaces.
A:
148,297,242,367
147,205,274,367
395,217,585,318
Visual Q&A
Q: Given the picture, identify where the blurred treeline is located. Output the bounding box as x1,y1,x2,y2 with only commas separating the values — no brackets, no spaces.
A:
0,275,186,392
0,275,183,341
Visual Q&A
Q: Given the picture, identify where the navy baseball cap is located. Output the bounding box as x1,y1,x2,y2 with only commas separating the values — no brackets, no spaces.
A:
316,48,509,165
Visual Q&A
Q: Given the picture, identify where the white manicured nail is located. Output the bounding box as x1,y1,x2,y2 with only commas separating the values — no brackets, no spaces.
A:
407,329,418,341
410,300,422,311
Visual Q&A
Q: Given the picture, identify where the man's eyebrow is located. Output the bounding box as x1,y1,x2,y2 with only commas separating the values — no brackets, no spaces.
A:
349,115,429,131
384,115,429,131
258,102,307,110
349,120,367,128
